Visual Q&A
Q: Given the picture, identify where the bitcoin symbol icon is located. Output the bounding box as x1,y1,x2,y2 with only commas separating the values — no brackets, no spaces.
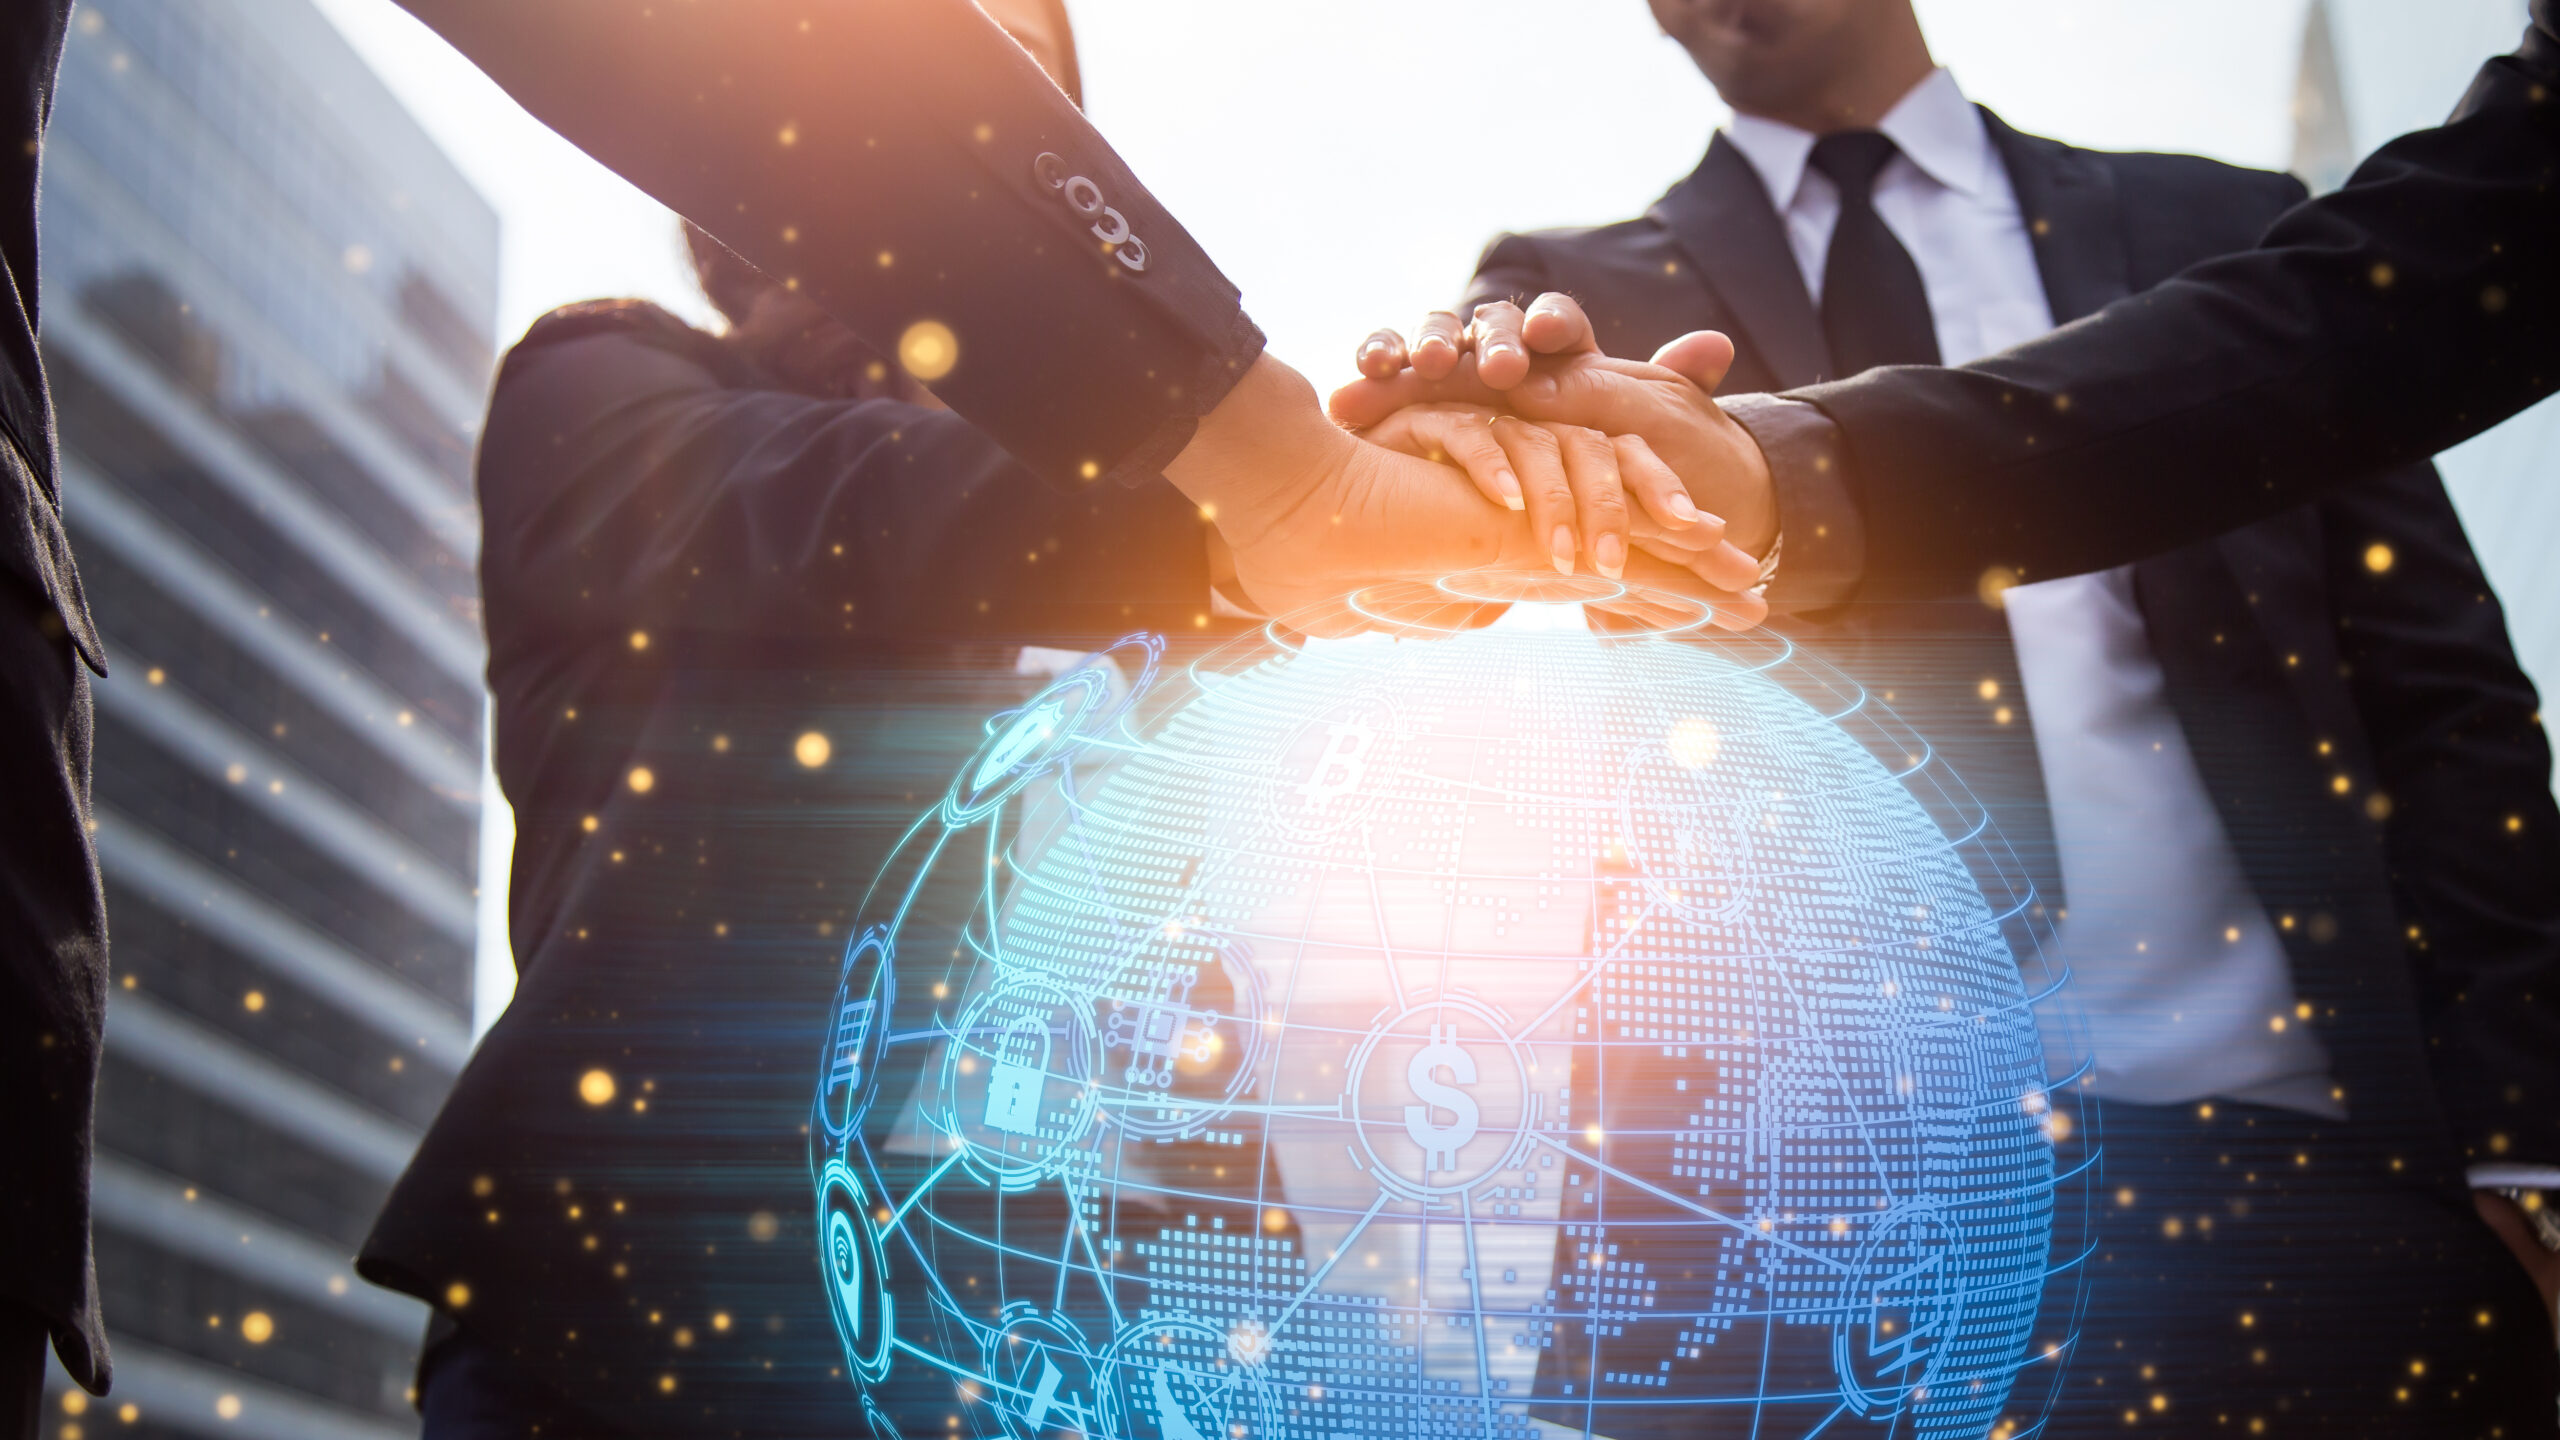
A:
1297,721,1375,809
1402,1023,1480,1171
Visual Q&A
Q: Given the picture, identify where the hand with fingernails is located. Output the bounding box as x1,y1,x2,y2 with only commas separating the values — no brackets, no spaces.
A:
1335,292,1780,588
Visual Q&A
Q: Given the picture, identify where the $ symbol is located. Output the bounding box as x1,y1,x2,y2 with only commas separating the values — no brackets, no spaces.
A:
1297,720,1375,809
1402,1023,1480,1171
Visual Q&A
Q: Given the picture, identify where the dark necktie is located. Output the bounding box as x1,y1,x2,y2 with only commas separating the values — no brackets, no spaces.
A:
1808,130,1942,375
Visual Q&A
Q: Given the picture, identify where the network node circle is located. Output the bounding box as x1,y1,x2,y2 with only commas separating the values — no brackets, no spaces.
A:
815,578,2088,1440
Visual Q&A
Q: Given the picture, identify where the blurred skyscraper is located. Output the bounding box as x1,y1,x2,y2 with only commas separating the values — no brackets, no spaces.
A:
38,1,495,1433
2294,0,2560,802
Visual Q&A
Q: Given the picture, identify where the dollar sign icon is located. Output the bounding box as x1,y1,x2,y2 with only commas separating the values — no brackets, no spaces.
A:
1297,720,1375,809
1402,1023,1480,1171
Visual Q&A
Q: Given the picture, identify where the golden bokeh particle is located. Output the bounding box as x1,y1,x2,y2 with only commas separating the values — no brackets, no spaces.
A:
216,1393,243,1421
2370,261,2395,289
629,630,650,651
60,1392,85,1416
445,1281,471,1310
777,122,799,147
795,731,832,768
748,1211,781,1242
580,1069,618,1107
146,666,165,686
628,766,655,794
2364,541,2394,574
242,990,265,1013
240,1311,274,1344
713,1311,733,1332
898,320,959,381
581,814,600,833
1977,678,1999,701
1976,565,2020,610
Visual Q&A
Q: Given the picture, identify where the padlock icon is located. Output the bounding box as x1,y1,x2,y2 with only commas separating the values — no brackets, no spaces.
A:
982,1015,1051,1136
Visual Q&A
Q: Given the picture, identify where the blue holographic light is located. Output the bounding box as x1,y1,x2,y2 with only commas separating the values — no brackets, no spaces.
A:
813,578,2090,1440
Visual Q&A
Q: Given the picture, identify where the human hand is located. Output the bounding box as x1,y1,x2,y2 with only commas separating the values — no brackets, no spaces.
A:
1164,354,1767,634
2473,1190,2560,1321
1358,401,1758,582
1334,294,1781,559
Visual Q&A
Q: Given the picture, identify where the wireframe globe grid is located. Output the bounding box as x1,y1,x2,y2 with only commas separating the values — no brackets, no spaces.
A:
813,577,2092,1440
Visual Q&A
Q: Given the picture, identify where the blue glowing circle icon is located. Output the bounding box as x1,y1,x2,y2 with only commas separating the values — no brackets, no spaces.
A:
818,928,896,1146
813,578,2092,1440
984,1306,1104,1440
945,636,1159,826
941,979,1103,1192
818,1160,893,1382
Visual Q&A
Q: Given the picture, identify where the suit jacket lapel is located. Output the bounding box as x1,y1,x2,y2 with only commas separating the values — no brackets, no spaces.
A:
1981,107,2131,325
1647,136,1832,389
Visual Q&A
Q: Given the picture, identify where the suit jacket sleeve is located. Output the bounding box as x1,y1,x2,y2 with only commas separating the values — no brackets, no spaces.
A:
1739,6,2560,598
2325,467,2560,1170
396,0,1263,490
1460,234,1556,316
475,308,1214,659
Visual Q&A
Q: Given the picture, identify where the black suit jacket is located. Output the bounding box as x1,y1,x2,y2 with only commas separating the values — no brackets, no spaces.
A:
1463,112,2560,1180
356,303,1224,1430
394,0,1264,491
1,0,108,1394
1734,2,2560,603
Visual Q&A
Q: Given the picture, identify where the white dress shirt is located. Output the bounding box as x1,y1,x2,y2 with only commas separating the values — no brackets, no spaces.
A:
1726,69,2346,1119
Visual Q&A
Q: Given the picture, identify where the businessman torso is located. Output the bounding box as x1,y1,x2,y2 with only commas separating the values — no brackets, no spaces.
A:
1464,105,2560,1182
359,302,1221,1431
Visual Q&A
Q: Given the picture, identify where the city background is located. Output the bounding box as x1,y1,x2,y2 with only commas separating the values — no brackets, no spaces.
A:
35,0,2551,1435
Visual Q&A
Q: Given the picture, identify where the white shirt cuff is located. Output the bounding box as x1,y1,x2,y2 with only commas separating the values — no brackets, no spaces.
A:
2467,1163,2560,1189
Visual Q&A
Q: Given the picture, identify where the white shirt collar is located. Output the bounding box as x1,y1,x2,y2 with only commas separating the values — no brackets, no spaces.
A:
1721,68,1993,211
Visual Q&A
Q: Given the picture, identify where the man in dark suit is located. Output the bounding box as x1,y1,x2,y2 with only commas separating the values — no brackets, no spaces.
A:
369,280,1233,1433
358,13,1243,1430
1349,1,2559,1430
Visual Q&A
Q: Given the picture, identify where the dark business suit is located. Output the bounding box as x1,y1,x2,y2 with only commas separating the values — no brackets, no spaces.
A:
1468,113,2560,1430
1,0,112,1406
1740,1,2560,611
360,301,1223,1434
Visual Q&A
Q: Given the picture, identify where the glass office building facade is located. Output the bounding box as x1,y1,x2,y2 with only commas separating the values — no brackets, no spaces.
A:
39,1,496,1434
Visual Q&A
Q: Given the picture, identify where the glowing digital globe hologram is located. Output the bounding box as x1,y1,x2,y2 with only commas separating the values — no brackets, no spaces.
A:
812,577,2094,1440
